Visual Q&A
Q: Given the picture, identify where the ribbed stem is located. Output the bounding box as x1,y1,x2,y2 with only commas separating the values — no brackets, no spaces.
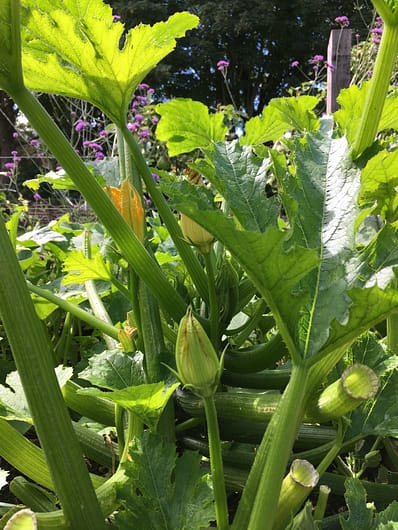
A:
0,219,106,530
203,251,219,349
10,87,187,323
306,364,379,422
203,397,229,530
352,23,398,158
120,124,209,304
273,459,319,530
387,312,398,355
232,363,309,530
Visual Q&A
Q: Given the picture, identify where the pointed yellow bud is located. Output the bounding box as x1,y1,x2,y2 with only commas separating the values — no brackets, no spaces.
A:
180,214,214,254
175,306,221,398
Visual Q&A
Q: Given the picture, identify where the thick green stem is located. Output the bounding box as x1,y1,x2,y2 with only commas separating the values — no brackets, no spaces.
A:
352,22,398,158
120,125,209,304
232,363,309,530
203,397,229,530
203,251,219,349
387,312,398,355
0,219,106,530
9,87,187,323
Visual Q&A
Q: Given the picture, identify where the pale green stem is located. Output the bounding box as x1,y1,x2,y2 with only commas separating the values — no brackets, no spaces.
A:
203,396,229,530
232,363,309,530
27,281,120,342
0,218,107,530
352,22,398,158
10,87,187,323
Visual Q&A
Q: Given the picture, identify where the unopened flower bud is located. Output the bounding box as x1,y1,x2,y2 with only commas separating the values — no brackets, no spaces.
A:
175,306,221,398
181,214,214,254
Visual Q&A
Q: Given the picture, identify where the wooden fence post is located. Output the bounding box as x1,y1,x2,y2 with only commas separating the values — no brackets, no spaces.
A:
326,29,352,113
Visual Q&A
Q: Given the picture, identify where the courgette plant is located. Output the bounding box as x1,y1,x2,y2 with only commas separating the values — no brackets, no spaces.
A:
1,0,398,529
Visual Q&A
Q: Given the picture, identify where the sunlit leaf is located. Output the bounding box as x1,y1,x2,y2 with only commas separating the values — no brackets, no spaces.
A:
79,382,178,430
155,98,228,156
62,250,112,285
0,366,72,423
359,149,398,222
335,84,398,147
21,1,199,124
241,95,319,145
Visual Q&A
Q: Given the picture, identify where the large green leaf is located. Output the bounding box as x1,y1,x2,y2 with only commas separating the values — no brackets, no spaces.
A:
197,141,279,231
359,149,398,222
241,95,319,146
0,366,72,423
21,1,198,125
161,179,318,360
155,98,228,156
163,129,398,360
115,432,215,530
340,478,398,530
335,84,398,147
78,349,146,390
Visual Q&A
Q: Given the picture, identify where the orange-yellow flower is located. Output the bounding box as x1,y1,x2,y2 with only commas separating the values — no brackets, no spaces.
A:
105,180,145,242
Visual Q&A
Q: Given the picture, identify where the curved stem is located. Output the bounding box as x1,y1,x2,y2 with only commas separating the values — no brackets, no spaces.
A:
352,23,398,158
27,281,120,342
203,397,229,530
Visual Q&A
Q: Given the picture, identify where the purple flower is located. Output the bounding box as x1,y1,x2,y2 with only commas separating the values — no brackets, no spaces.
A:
13,156,21,162
136,95,148,105
75,119,89,132
134,113,145,123
127,122,139,132
113,15,121,22
95,151,105,160
11,150,18,156
12,132,18,138
217,60,230,71
151,117,159,124
152,172,160,181
33,193,42,200
371,28,383,35
30,138,40,146
56,165,63,171
335,16,350,27
82,140,91,147
311,54,324,63
4,162,15,169
88,142,103,150
99,129,108,137
139,128,150,140
137,83,149,90
324,61,335,71
291,60,300,68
